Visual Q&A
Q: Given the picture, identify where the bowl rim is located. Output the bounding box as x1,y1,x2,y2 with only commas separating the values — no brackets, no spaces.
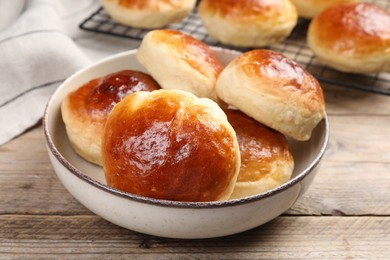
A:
43,48,330,209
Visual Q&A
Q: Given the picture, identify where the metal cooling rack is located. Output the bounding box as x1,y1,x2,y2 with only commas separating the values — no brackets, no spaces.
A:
79,2,390,96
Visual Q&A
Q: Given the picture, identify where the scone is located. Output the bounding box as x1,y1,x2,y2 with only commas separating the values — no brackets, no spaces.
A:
198,0,298,47
102,89,241,202
61,70,161,166
307,3,390,73
102,0,197,29
216,49,325,141
225,109,294,200
136,29,223,100
291,0,362,19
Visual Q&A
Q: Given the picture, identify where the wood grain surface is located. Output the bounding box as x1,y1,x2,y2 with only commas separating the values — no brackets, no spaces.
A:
1,216,389,258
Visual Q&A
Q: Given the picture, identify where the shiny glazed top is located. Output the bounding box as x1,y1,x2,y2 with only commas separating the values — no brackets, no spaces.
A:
309,3,390,55
67,70,160,125
198,0,294,22
115,0,183,9
294,0,361,4
149,29,223,79
224,109,292,182
237,49,324,112
102,90,239,202
199,0,283,17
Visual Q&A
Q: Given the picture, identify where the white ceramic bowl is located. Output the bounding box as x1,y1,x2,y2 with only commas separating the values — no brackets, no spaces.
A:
43,48,329,239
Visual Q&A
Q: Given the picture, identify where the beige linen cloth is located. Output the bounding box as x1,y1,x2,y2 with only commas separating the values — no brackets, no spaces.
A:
0,0,91,145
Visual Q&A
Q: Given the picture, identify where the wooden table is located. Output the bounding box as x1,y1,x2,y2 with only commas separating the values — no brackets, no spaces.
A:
1,83,389,258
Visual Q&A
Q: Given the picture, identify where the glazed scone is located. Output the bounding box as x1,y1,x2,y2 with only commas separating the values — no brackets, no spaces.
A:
225,109,294,200
102,89,241,202
61,70,161,166
291,0,362,19
102,0,197,29
216,49,325,141
136,29,223,100
198,0,298,47
307,3,390,73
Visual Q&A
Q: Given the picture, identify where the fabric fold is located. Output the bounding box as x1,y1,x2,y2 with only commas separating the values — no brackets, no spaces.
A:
0,0,90,145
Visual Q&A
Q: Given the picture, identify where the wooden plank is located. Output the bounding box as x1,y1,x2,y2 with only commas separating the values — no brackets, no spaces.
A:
0,126,90,215
0,215,389,258
288,161,390,215
325,115,390,163
322,84,390,116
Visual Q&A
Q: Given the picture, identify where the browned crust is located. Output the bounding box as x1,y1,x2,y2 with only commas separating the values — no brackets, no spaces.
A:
308,3,390,57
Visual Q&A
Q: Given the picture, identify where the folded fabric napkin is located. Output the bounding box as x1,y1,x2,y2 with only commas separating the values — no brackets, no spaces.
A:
0,0,90,145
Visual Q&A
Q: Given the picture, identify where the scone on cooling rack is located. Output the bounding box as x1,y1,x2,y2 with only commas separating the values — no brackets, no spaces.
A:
197,0,298,48
307,2,390,73
102,0,197,29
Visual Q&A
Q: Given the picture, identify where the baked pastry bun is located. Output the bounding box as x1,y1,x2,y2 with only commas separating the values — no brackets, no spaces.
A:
102,89,241,202
61,70,161,166
291,0,362,19
224,109,294,200
307,3,390,73
198,0,298,47
216,49,325,141
102,0,197,29
136,29,223,100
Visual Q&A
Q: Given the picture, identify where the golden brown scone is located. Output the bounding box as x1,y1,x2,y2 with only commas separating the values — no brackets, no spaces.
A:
102,0,196,29
216,49,325,141
61,70,161,166
136,29,223,100
102,89,241,202
224,109,294,200
307,3,390,73
197,0,298,47
291,0,362,19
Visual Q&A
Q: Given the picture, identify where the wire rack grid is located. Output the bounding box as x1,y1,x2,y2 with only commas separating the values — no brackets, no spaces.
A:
79,1,390,96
